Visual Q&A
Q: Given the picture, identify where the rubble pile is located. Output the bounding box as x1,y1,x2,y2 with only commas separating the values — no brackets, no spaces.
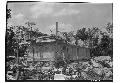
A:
6,56,113,81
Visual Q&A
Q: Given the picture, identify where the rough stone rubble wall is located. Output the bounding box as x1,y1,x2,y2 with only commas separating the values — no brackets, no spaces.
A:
27,43,90,61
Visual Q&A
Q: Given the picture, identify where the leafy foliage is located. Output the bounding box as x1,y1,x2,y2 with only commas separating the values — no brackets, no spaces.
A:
6,27,18,58
7,8,11,19
76,23,113,57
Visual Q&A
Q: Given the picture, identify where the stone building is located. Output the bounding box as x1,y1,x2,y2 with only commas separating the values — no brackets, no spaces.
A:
27,36,90,62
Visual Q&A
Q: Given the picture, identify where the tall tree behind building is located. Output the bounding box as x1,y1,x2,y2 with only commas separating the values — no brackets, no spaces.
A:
76,23,113,57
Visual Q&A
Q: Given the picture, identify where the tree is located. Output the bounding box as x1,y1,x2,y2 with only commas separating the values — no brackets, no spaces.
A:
6,8,18,59
91,23,113,57
76,27,100,48
7,8,11,19
76,28,88,42
76,23,113,57
97,23,113,57
6,26,18,59
106,23,113,38
61,32,73,43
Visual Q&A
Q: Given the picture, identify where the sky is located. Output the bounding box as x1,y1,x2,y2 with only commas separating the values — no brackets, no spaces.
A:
7,2,112,35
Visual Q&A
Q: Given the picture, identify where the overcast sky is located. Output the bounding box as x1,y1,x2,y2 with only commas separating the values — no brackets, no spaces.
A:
7,2,112,34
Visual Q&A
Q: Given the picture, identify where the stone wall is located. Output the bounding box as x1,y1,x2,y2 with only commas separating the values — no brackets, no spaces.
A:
27,42,90,62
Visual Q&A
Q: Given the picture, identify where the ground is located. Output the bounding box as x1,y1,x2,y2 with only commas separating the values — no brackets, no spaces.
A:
6,56,113,81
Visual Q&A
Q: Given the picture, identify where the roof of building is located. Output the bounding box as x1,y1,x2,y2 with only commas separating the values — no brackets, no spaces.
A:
26,35,90,49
